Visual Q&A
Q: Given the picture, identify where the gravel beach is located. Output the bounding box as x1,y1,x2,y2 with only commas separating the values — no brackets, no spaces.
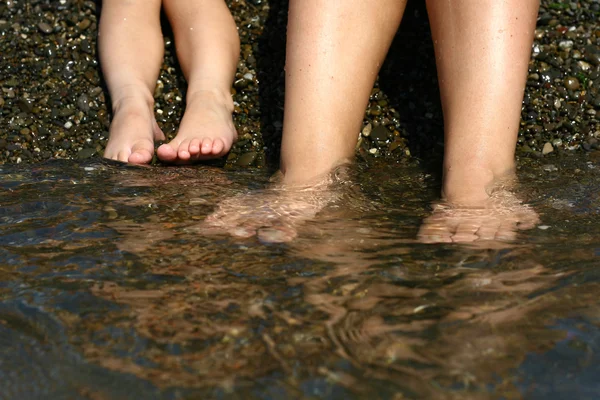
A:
0,0,599,167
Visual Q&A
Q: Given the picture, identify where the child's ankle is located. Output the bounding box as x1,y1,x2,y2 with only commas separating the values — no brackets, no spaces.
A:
111,90,155,114
186,88,234,112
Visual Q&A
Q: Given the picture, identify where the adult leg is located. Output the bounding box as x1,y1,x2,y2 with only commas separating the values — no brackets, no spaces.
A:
202,0,407,242
428,0,539,202
419,0,540,242
99,0,165,164
157,0,239,163
280,0,407,184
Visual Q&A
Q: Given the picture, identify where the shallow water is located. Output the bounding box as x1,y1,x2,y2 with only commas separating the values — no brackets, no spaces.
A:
0,155,599,400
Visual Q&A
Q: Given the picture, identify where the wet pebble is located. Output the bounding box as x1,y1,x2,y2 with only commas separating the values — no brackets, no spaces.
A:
77,147,96,159
236,151,257,167
564,76,580,90
370,125,391,143
37,22,53,34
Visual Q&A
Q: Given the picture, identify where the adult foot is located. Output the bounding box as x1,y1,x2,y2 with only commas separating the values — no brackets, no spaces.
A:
103,96,165,164
418,186,540,244
197,167,350,243
157,89,237,163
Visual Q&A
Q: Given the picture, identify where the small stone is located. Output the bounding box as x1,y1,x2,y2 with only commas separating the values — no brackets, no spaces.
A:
542,142,554,155
234,79,248,90
558,40,573,50
542,164,558,172
77,18,91,31
564,76,580,90
370,125,390,142
236,151,256,167
77,94,90,112
77,148,96,159
64,121,73,129
37,22,53,34
369,148,378,154
362,123,372,137
584,45,600,65
520,144,533,153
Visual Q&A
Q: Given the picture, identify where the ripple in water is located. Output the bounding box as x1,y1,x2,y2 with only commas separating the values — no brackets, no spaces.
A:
0,156,598,399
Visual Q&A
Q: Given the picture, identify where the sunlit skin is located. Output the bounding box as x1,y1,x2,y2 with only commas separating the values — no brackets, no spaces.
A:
277,0,540,243
99,0,238,164
203,0,541,243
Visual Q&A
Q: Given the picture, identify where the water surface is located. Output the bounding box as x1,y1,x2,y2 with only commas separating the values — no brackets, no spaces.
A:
0,155,599,399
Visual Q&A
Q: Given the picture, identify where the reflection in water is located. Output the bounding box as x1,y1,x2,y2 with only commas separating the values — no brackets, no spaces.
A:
0,157,599,399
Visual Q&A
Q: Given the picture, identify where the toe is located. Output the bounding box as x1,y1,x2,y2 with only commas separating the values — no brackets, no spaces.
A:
189,139,202,156
117,150,131,163
496,219,518,241
417,221,453,243
129,149,154,164
177,139,192,160
452,222,480,242
201,138,213,154
212,138,225,155
156,143,178,162
129,142,153,164
477,222,501,241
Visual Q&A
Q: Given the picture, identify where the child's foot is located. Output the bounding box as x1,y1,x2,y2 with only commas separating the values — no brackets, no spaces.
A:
103,97,165,164
418,175,539,243
157,89,237,163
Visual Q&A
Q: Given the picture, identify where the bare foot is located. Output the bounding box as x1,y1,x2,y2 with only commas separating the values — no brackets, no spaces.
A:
197,167,350,243
418,188,540,244
103,97,165,164
156,89,237,163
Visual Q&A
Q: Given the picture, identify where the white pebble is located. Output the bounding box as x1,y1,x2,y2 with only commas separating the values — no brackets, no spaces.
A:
558,40,573,50
243,73,253,80
577,61,592,71
537,225,551,230
64,121,73,129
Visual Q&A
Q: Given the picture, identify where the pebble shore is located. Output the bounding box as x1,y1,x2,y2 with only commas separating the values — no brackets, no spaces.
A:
0,0,599,167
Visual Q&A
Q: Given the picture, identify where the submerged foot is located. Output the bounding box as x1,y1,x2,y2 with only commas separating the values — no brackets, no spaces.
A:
198,168,350,243
103,97,165,164
418,187,540,244
157,89,237,164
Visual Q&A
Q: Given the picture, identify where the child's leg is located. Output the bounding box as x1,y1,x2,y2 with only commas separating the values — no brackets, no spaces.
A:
99,0,165,164
426,0,540,204
280,0,407,184
157,0,239,163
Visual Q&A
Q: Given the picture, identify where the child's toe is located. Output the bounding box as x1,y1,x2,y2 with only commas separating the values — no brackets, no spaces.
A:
201,138,213,154
212,138,225,155
189,138,202,155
